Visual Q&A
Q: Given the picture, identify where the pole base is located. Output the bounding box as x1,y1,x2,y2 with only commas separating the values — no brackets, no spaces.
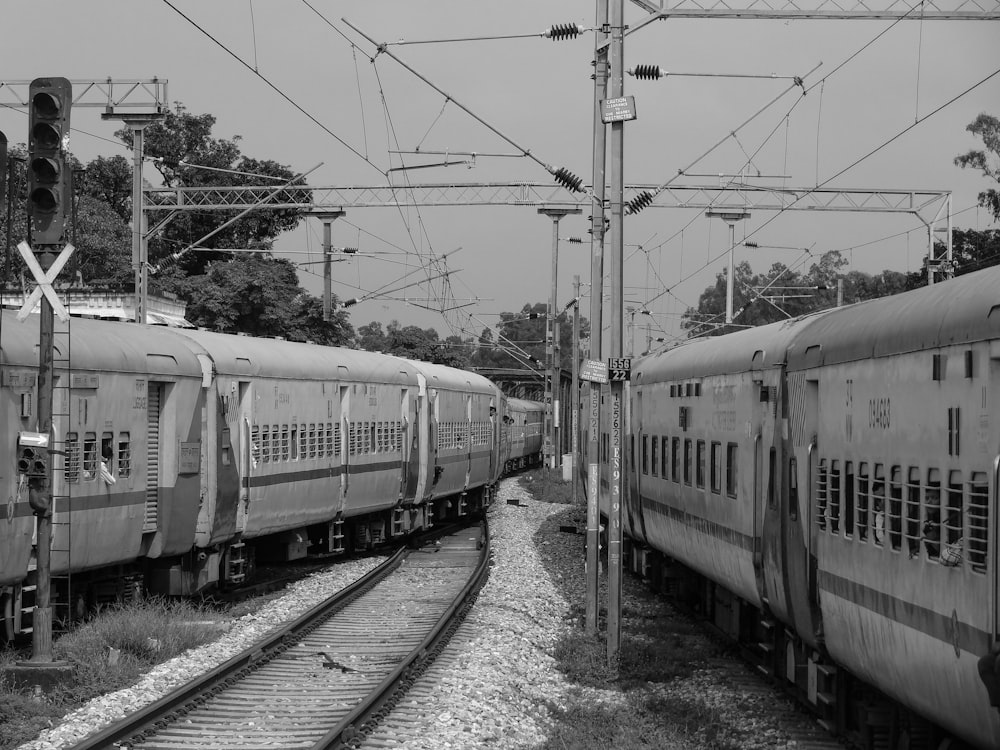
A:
4,659,73,694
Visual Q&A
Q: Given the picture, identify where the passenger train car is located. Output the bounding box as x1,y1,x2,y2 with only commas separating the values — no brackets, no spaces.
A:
0,311,542,638
622,264,1000,749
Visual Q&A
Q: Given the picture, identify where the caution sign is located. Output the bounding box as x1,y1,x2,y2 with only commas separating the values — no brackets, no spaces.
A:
580,359,609,384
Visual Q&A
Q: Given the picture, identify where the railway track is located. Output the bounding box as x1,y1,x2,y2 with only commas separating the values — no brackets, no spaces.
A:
68,521,490,750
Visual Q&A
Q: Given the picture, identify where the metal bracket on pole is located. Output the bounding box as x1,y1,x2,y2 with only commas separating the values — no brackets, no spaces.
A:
15,242,74,322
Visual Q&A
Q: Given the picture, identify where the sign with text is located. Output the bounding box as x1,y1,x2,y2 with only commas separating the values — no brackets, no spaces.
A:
580,358,609,384
601,96,637,123
607,357,632,382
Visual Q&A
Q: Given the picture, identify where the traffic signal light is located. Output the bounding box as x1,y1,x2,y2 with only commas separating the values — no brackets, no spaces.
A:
17,431,50,477
27,77,72,247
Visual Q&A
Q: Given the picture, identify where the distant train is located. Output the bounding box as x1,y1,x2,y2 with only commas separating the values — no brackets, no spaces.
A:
609,263,1000,749
0,312,542,638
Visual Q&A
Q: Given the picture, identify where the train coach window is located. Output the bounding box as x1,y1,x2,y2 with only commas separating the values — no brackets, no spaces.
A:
696,440,706,488
641,435,649,475
281,426,291,461
788,457,799,521
767,448,776,509
661,437,669,479
291,426,300,461
671,438,680,482
683,439,692,485
726,443,738,498
117,433,131,478
816,459,829,530
968,472,988,573
942,470,964,567
857,463,870,542
711,442,722,494
259,425,270,463
828,460,841,534
101,433,114,478
915,468,935,559
650,435,657,477
889,466,903,551
65,432,80,483
843,462,855,537
872,464,886,546
83,434,98,480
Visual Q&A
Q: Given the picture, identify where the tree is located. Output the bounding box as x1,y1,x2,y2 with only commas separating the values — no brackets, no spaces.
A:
115,103,311,285
471,302,589,371
356,321,387,352
954,113,1000,222
184,254,352,344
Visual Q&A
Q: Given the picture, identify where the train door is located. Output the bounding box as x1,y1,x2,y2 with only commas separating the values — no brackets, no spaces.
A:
143,382,164,533
993,454,1000,644
235,380,251,535
400,388,419,502
339,384,350,515
464,393,472,489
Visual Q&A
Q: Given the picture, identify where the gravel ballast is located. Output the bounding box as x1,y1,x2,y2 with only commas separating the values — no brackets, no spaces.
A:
15,477,823,749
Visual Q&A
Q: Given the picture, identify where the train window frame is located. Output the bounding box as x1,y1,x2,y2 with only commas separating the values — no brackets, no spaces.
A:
651,434,658,477
816,458,828,531
83,433,98,481
857,462,870,542
872,464,886,547
942,470,963,567
696,440,706,489
661,436,669,479
281,426,291,461
768,448,777,510
101,432,114,481
711,441,722,494
828,460,841,534
671,437,680,483
914,467,933,560
726,443,738,499
968,472,988,573
889,466,903,551
843,461,855,538
683,439,692,486
65,432,80,483
117,432,131,478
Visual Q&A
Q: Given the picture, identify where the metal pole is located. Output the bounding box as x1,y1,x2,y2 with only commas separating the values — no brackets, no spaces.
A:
607,0,625,668
133,125,145,324
538,206,581,470
323,222,333,321
586,0,609,638
572,274,580,507
726,221,735,324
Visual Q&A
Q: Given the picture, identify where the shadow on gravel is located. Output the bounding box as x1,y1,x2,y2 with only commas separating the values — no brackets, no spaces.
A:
518,473,747,750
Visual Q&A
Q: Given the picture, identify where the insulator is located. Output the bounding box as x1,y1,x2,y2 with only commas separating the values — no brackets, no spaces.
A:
631,64,662,81
626,190,654,215
544,22,582,41
744,241,758,248
342,247,358,254
552,167,583,193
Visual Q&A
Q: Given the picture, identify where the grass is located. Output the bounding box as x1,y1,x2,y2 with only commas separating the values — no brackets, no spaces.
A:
519,469,759,750
0,598,227,750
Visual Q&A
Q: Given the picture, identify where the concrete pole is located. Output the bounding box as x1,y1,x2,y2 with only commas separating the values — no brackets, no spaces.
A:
571,275,580,507
607,0,625,668
313,211,346,321
586,0,609,638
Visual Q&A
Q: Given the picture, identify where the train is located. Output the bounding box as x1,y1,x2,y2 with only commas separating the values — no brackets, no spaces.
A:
610,262,1000,749
0,310,543,639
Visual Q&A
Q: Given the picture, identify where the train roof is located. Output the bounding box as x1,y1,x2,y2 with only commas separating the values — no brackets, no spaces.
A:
786,264,1000,369
506,397,544,413
398,358,497,395
1,311,203,377
633,311,830,383
164,328,420,385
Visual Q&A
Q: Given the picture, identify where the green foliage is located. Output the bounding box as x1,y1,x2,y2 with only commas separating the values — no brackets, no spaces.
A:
954,113,1000,222
184,254,353,344
0,598,225,750
356,319,470,366
473,301,590,371
114,103,310,281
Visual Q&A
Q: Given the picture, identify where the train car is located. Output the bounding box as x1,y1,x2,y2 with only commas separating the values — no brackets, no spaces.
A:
502,397,544,473
783,267,1000,749
2,313,511,636
622,264,1000,749
401,358,500,521
1,312,207,636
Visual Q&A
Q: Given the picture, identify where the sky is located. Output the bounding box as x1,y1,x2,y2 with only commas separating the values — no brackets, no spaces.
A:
3,1,999,354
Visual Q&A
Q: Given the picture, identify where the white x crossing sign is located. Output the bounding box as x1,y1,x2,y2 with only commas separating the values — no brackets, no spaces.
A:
15,241,74,322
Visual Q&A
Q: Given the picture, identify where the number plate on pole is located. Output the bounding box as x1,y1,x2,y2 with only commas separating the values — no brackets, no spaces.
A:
607,357,631,381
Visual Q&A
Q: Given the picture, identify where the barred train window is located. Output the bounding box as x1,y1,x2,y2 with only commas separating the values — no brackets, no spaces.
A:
683,439,692,485
968,472,988,573
726,443,738,499
661,437,669,479
889,466,903,551
943,470,964,567
906,467,923,558
672,438,680,482
857,463,870,542
872,464,886,546
118,433,131,478
641,435,648,475
696,440,706,489
816,458,828,530
651,434,658,477
83,433,97,480
828,460,841,534
65,432,80,483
